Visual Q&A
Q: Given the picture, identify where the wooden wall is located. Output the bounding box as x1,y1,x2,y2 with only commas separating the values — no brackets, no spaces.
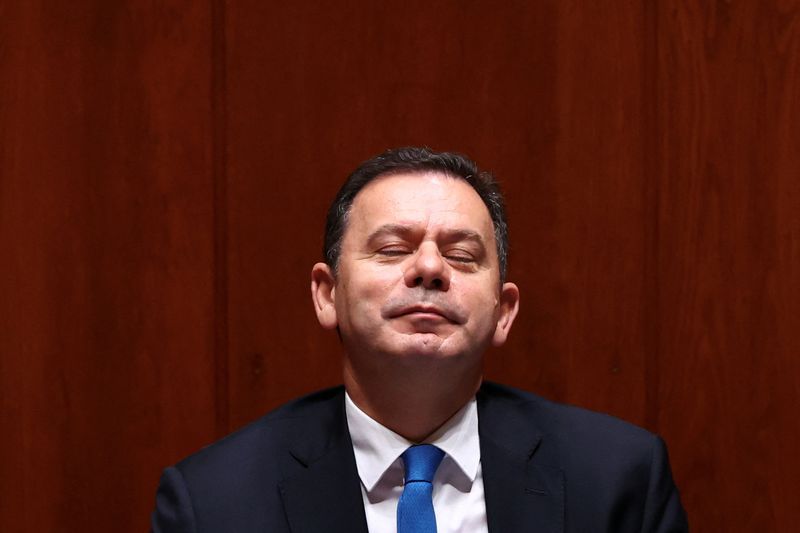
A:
1,1,797,531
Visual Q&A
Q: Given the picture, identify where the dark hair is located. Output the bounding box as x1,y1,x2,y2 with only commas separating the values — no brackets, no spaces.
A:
323,146,509,281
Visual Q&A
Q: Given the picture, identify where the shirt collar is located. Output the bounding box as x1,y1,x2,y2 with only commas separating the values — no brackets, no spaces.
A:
345,392,481,493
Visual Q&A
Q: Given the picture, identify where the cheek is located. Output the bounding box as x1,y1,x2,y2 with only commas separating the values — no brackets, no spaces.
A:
356,265,404,296
454,281,501,330
451,276,499,306
336,268,399,318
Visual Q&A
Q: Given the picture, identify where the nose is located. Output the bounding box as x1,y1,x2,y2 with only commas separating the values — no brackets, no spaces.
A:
404,242,451,291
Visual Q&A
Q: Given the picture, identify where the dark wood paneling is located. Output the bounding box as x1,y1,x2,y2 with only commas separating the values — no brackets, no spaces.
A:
496,1,652,426
656,2,800,530
0,2,216,530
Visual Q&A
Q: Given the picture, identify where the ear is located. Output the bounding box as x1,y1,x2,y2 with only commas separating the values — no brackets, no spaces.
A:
492,282,520,347
311,262,338,329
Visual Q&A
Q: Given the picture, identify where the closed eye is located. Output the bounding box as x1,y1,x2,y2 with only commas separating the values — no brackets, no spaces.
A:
445,253,475,263
376,247,411,256
442,245,480,264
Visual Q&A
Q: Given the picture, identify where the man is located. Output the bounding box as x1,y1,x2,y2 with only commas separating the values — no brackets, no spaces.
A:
152,147,688,532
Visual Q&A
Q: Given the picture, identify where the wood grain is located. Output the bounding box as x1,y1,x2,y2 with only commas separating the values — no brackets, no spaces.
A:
656,1,800,530
495,0,651,426
0,2,217,530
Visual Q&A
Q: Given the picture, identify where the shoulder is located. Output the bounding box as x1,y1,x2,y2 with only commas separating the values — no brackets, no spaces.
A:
175,385,346,486
478,382,687,530
478,381,661,463
153,387,347,531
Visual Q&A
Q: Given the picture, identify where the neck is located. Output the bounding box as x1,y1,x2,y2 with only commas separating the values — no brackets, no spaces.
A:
343,357,481,442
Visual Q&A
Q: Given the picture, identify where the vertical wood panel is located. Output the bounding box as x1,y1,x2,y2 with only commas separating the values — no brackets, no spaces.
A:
0,2,216,530
656,2,800,530
499,0,651,425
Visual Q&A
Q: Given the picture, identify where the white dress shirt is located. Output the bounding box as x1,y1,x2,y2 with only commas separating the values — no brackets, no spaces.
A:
345,392,488,533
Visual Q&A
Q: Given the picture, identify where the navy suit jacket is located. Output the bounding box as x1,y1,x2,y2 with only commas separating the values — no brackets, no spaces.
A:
152,382,688,532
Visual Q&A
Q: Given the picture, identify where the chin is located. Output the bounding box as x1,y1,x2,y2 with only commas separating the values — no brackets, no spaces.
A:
389,334,466,360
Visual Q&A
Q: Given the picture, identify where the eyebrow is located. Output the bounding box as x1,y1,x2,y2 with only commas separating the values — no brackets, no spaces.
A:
366,224,416,243
366,223,487,248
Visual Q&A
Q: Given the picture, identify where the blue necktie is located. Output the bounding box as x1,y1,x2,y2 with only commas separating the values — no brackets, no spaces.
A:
397,444,445,533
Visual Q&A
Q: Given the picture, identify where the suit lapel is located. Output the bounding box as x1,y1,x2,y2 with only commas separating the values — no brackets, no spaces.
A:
478,383,565,533
276,383,565,533
278,390,369,533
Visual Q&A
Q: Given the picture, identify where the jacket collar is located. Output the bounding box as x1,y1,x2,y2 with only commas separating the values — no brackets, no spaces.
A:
278,388,369,533
478,382,565,533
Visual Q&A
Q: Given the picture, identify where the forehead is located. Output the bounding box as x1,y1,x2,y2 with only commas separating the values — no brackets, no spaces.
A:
347,171,495,236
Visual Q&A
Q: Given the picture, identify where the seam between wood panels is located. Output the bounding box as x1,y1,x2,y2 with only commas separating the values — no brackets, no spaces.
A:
212,0,229,438
642,0,661,433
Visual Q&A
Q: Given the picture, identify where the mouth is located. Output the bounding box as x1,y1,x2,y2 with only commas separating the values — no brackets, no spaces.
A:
390,304,460,324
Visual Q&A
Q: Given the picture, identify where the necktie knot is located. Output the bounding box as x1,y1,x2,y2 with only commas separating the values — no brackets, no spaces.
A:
402,444,445,483
397,445,445,532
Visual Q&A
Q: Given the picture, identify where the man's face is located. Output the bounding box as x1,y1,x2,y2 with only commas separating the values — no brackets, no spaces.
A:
312,171,519,373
